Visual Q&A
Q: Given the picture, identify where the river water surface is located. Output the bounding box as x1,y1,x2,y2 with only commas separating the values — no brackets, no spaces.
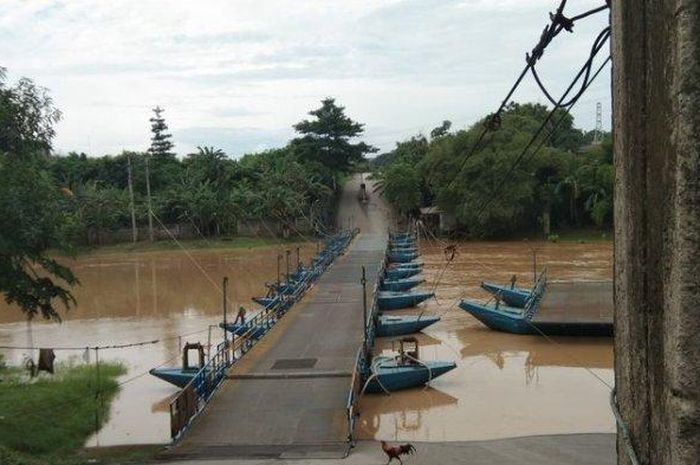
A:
0,239,613,445
358,239,614,441
0,244,316,446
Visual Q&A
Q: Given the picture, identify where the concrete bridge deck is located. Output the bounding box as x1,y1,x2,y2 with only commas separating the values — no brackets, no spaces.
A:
169,175,389,460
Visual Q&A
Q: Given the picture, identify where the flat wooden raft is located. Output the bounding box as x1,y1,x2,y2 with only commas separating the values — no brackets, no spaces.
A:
533,281,613,324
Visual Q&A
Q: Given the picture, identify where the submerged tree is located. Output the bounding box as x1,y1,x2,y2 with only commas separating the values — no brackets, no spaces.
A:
292,98,377,173
0,68,78,320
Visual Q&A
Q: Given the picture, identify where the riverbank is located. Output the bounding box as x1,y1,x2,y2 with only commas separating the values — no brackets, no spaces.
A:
0,362,126,465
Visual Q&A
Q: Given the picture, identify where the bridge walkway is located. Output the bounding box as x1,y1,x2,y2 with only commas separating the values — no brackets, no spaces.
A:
169,175,389,460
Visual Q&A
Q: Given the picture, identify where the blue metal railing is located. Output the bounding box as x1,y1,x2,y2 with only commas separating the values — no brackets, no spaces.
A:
525,268,548,319
345,242,387,445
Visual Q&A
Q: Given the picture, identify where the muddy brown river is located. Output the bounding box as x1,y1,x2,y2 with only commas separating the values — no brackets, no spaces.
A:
0,239,613,445
0,244,317,446
358,239,614,441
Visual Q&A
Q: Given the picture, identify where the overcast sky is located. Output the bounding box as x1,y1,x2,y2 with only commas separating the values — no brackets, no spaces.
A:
0,0,611,157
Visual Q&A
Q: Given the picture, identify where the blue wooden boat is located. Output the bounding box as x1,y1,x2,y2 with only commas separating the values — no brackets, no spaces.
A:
364,360,456,393
480,281,531,308
458,299,530,334
389,246,418,254
385,267,422,280
390,232,416,241
390,243,416,250
150,342,206,388
387,251,419,263
376,315,440,337
252,296,275,307
388,262,423,269
363,338,455,393
390,238,415,246
273,281,298,295
458,297,613,336
149,367,199,388
220,320,272,339
378,290,434,310
380,277,424,292
289,268,309,282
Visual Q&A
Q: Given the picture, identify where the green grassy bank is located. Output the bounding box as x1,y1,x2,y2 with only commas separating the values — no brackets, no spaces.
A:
0,362,138,465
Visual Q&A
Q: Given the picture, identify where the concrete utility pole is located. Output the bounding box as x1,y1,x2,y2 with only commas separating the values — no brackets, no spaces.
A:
126,154,138,243
612,2,700,465
144,154,154,242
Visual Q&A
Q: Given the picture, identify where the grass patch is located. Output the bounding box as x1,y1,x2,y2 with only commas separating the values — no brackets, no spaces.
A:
0,444,162,465
70,236,314,257
0,362,126,460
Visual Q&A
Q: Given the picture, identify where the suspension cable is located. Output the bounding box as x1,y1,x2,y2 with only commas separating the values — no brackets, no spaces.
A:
473,51,611,222
438,0,610,198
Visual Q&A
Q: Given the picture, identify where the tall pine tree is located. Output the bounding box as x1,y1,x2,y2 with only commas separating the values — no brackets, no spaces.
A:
143,106,175,241
148,106,174,159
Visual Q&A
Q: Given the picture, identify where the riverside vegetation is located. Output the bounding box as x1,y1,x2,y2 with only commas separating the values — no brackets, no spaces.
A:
373,103,613,238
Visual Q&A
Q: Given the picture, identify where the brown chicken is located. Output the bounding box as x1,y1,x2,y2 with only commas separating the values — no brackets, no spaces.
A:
380,440,416,464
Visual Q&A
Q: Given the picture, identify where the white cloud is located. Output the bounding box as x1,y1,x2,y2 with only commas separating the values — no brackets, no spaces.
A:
0,0,611,157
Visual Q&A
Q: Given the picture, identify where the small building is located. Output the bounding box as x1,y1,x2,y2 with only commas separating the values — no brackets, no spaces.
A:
419,206,456,233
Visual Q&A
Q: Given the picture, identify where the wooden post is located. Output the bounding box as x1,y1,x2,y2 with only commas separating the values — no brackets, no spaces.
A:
285,250,291,281
222,277,228,346
277,254,282,287
126,154,138,243
361,266,367,348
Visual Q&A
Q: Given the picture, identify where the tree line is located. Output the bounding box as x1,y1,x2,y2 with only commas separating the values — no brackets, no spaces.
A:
0,68,375,319
51,97,375,244
373,102,613,238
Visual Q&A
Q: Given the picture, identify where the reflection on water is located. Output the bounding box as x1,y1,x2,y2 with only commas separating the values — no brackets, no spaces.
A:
0,244,315,446
357,240,615,442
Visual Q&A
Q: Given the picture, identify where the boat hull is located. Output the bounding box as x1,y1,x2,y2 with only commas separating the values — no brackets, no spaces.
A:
458,299,530,334
376,315,440,337
380,277,424,292
458,299,613,336
387,252,419,263
365,360,456,393
252,296,275,307
378,291,434,310
480,282,531,308
149,368,199,388
220,322,270,339
390,241,415,248
385,268,421,280
389,246,418,253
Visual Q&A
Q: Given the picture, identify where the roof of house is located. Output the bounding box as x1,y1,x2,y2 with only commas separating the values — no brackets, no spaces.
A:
420,206,443,215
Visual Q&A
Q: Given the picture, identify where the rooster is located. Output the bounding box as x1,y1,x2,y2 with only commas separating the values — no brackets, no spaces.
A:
380,440,416,464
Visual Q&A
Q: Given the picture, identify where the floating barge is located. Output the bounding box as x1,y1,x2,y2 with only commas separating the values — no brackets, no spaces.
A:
459,273,613,337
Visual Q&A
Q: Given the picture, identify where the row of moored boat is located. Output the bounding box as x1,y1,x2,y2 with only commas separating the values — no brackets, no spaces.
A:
361,231,456,394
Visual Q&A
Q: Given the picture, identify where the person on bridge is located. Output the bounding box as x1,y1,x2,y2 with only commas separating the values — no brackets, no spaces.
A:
234,306,247,325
